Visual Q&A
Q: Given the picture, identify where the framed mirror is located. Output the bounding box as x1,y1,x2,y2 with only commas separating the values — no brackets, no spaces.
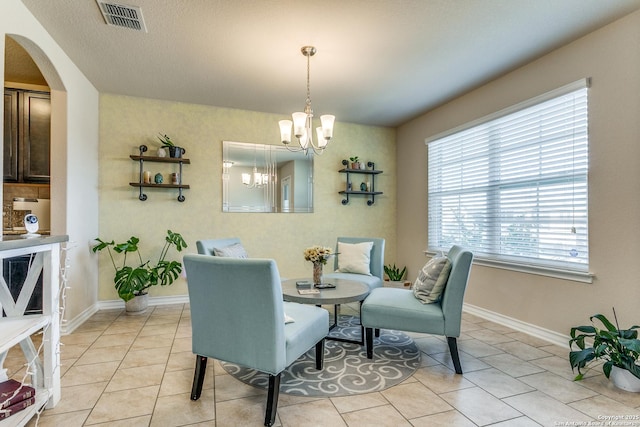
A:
222,141,313,212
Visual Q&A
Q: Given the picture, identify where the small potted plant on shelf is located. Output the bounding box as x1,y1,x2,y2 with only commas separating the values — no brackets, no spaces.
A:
384,263,410,288
569,308,640,392
349,156,361,169
92,230,187,313
157,133,186,158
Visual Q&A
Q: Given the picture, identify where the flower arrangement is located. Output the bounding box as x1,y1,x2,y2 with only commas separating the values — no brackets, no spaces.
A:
303,245,334,265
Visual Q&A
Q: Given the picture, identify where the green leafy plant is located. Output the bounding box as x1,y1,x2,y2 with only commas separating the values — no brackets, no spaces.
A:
349,156,359,163
92,230,187,302
157,133,175,147
569,309,640,381
384,263,407,281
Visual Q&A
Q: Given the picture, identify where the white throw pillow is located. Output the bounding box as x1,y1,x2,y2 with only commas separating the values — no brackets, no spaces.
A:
213,242,248,258
336,241,373,275
412,256,451,304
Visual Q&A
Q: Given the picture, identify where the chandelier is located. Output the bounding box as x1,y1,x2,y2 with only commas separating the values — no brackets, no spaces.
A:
279,46,335,155
242,146,269,188
242,165,268,188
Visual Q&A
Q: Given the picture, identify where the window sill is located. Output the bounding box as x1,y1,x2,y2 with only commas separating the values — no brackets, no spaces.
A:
424,251,594,283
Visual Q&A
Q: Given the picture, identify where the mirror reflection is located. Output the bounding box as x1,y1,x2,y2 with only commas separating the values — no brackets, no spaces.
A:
222,141,313,212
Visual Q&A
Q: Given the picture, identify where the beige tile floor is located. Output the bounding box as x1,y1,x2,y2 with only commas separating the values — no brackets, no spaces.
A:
4,303,640,426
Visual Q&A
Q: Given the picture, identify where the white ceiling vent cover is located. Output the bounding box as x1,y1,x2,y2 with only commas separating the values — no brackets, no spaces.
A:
96,1,147,32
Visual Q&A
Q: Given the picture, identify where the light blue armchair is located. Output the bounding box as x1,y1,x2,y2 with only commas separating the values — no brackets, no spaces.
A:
323,237,386,291
361,245,473,373
184,254,329,426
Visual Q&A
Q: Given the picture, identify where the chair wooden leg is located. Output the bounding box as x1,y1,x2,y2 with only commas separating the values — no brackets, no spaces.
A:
191,355,208,400
264,373,281,426
447,337,463,374
365,327,374,359
315,339,325,370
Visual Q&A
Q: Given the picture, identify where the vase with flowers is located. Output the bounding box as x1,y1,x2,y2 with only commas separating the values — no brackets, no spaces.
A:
303,245,335,285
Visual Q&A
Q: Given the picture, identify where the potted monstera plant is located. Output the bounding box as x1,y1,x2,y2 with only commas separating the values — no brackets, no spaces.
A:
92,230,187,313
569,309,640,392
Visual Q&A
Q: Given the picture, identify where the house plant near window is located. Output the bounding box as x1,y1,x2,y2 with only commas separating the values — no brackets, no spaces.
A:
92,230,187,313
569,309,640,392
384,263,410,288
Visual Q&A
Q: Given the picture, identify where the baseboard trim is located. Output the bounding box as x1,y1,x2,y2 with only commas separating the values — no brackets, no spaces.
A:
63,295,191,334
61,304,100,335
463,303,568,348
95,294,191,311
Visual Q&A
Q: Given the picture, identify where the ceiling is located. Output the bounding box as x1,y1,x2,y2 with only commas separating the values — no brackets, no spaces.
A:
7,0,640,127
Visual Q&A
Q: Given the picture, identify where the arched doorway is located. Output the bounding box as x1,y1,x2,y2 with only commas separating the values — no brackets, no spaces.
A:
3,34,66,236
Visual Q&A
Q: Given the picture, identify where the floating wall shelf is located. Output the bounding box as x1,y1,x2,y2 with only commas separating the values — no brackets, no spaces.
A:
338,160,383,206
130,145,190,202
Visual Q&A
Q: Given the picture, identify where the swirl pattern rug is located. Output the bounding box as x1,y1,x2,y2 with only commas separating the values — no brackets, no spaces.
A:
221,315,421,397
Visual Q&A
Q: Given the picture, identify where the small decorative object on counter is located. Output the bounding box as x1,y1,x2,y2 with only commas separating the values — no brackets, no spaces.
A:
154,173,163,184
143,170,151,183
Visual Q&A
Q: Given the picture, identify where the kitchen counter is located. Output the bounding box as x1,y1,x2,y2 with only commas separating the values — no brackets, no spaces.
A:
0,234,68,252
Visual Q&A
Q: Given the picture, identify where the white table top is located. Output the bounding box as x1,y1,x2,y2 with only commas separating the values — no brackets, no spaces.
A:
281,277,370,305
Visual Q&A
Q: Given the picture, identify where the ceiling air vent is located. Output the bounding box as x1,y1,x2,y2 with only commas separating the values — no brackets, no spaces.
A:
96,1,147,32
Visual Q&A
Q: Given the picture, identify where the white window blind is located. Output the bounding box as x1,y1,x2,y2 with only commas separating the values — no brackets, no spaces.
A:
426,79,589,277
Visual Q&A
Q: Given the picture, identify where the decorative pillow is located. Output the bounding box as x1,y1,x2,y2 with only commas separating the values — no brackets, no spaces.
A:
412,256,452,304
336,241,373,275
284,313,295,324
213,242,248,258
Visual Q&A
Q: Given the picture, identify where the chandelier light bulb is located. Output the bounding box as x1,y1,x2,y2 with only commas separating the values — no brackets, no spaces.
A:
279,120,292,144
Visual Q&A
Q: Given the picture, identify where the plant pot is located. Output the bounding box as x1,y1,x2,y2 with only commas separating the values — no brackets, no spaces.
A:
125,293,149,314
168,146,185,158
610,366,640,392
384,280,411,289
350,162,359,169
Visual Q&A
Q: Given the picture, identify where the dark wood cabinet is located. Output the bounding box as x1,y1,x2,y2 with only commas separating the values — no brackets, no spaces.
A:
3,90,19,181
3,88,51,183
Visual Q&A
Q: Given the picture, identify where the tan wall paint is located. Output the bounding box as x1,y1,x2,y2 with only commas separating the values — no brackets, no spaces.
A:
397,10,640,335
98,94,396,301
2,0,100,325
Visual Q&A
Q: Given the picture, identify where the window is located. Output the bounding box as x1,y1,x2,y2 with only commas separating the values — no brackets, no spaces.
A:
426,79,590,281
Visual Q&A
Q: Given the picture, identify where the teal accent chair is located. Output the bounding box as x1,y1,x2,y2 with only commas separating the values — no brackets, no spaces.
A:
361,245,473,373
184,254,329,426
323,237,386,291
196,238,242,256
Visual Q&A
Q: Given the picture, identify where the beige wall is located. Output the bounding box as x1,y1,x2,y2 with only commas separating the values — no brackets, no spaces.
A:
1,0,100,326
98,94,396,301
397,10,640,335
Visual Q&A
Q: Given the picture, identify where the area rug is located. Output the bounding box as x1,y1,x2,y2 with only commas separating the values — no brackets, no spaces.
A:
221,315,421,397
